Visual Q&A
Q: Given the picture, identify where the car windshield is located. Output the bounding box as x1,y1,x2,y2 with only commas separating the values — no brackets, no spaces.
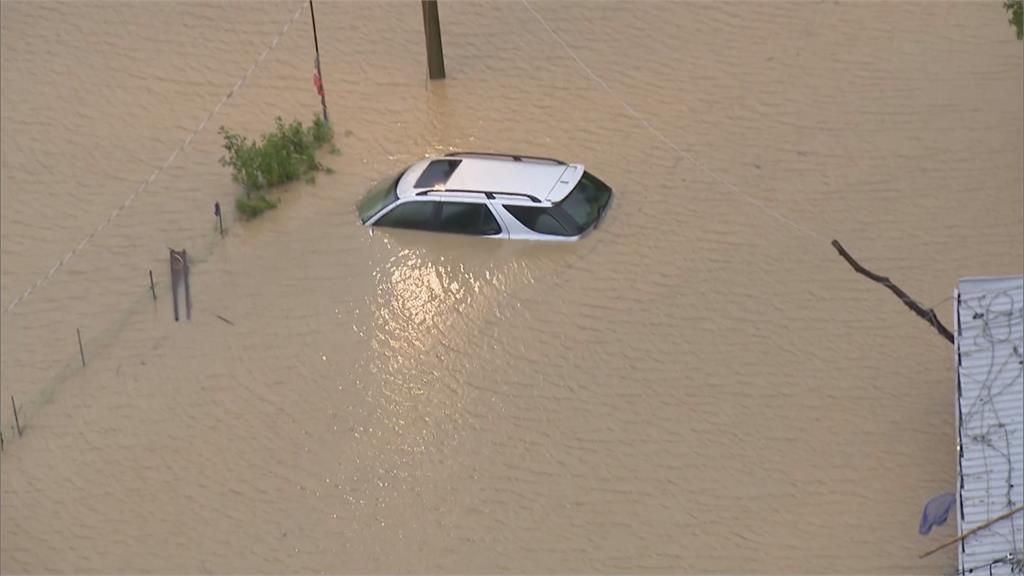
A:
358,172,402,223
558,172,611,231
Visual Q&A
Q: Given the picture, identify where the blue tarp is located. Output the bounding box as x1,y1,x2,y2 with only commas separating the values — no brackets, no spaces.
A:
919,492,956,535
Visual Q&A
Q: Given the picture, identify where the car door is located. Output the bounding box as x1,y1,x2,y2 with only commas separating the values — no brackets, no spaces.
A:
435,200,506,238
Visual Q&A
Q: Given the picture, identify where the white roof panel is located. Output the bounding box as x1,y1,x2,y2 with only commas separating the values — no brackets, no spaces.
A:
396,155,584,203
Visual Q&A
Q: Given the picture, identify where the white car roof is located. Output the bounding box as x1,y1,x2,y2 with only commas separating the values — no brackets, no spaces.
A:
396,153,585,205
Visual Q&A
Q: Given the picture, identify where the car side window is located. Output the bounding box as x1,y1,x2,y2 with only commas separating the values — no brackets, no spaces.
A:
503,205,571,236
438,202,501,235
375,201,437,230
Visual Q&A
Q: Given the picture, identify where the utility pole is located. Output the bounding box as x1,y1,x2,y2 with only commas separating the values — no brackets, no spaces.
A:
421,0,446,80
310,0,329,124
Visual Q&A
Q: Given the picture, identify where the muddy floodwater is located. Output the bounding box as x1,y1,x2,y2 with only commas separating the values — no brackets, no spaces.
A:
1,1,1022,573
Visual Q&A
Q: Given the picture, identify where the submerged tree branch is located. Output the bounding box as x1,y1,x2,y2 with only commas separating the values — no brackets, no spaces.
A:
831,239,954,345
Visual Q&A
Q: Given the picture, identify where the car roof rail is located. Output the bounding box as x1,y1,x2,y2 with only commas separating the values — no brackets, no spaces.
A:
444,151,566,165
416,188,542,203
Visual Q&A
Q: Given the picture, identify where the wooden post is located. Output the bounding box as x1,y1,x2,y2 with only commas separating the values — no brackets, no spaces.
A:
421,0,446,80
77,328,86,367
310,0,330,124
11,396,21,437
149,270,156,301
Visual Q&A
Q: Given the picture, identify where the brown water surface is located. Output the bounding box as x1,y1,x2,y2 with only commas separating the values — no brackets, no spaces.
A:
1,1,1022,573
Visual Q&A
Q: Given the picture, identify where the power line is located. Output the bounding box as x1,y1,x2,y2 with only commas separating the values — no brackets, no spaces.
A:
521,0,826,243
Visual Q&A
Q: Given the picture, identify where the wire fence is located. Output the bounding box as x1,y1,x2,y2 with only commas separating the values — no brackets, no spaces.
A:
2,2,306,316
0,1,308,446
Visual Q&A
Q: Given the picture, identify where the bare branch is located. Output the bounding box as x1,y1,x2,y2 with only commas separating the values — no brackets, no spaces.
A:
831,239,954,345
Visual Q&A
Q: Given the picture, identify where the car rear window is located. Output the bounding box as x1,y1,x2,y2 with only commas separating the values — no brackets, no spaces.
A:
503,172,611,236
559,172,611,231
414,159,462,189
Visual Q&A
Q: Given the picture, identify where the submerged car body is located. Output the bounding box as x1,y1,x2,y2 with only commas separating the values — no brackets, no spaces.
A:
359,152,612,241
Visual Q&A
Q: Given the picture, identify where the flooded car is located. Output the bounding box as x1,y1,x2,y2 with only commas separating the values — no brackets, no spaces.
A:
358,152,612,240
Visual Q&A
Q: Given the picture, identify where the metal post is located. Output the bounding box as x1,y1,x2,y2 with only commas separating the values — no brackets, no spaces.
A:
170,249,180,322
310,0,330,124
421,0,446,80
183,250,192,321
11,396,21,437
77,328,86,367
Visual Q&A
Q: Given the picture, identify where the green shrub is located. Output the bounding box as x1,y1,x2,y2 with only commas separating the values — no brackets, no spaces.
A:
219,114,337,219
1007,0,1023,40
311,114,334,147
235,192,278,219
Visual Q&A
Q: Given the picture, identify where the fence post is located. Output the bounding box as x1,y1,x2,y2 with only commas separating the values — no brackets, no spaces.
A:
183,250,192,320
77,328,86,367
170,249,180,322
214,202,224,237
11,396,22,437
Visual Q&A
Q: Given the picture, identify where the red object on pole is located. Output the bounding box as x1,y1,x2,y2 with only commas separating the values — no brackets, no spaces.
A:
313,69,324,97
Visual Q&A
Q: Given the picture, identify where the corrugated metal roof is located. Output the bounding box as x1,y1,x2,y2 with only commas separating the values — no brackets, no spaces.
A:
955,275,1024,575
